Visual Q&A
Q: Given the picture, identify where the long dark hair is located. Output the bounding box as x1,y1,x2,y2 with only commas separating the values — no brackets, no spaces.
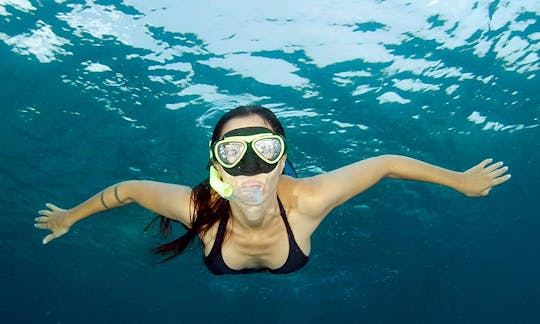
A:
149,105,286,262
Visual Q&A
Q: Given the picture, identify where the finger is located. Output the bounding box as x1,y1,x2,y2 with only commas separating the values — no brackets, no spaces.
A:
489,166,509,178
479,158,493,168
38,210,51,216
45,203,60,211
485,161,504,172
34,223,49,229
480,188,492,196
492,174,511,186
43,233,57,244
35,216,48,222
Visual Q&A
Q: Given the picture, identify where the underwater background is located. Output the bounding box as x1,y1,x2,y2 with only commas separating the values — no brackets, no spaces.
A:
1,0,539,323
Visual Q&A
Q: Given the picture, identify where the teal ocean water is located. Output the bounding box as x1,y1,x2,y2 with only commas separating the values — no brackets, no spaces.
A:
2,0,539,322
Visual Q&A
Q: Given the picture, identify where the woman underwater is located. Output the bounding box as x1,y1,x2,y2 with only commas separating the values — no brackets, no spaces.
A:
35,105,511,275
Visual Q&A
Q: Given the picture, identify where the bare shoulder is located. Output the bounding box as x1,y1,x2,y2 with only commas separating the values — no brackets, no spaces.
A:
276,157,390,225
277,176,329,233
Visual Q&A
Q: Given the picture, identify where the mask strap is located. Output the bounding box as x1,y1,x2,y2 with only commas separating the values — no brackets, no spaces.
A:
209,165,233,199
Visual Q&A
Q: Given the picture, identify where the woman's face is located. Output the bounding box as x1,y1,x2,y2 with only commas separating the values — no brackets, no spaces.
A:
216,114,286,204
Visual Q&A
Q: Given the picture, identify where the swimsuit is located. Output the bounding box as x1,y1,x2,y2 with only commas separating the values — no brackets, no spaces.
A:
204,197,309,275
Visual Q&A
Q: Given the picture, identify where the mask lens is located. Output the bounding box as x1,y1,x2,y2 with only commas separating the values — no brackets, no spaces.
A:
254,137,283,163
216,141,246,167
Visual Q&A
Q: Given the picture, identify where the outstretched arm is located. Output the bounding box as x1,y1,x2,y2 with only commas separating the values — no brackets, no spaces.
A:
296,155,510,221
34,181,192,244
384,156,510,197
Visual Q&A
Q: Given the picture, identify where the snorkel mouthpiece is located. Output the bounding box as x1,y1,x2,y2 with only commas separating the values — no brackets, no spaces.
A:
209,165,233,199
209,166,264,204
236,183,263,205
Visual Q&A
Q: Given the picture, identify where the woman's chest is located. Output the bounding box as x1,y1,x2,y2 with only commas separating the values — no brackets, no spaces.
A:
203,217,292,269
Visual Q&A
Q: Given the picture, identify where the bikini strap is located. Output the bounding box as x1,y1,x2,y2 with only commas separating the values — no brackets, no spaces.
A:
276,196,293,236
208,215,228,256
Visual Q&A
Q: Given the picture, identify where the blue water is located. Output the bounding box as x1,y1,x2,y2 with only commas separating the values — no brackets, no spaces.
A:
2,0,539,322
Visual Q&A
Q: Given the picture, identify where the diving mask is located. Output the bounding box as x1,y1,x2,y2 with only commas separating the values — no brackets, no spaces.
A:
210,127,286,176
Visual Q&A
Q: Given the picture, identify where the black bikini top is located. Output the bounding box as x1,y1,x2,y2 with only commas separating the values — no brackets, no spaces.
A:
204,197,309,275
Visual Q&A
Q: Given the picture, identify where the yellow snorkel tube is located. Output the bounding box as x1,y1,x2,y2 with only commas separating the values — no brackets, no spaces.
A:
209,165,233,199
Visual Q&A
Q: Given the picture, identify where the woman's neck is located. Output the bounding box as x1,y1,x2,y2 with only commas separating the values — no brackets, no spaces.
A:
229,194,280,230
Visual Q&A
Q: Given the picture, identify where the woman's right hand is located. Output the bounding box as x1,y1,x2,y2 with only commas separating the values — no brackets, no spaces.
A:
35,203,73,244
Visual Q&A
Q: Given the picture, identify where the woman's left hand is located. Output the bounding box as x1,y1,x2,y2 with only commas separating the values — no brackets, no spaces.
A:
460,159,511,197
